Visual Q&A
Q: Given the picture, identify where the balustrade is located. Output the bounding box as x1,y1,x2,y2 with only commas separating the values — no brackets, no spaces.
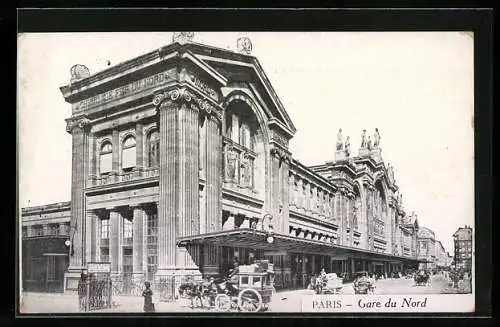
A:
90,167,160,187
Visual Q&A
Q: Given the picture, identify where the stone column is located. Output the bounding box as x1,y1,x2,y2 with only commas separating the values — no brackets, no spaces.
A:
156,99,178,280
280,157,290,234
109,210,123,278
338,191,344,246
270,149,280,221
89,132,97,185
136,122,144,175
176,100,200,268
206,114,222,234
85,210,97,263
64,116,90,292
132,206,145,285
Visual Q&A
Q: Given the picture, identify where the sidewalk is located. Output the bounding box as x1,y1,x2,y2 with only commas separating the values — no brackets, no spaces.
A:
20,289,308,314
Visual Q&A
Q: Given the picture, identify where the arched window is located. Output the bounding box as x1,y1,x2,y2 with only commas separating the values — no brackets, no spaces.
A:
147,130,159,168
122,136,136,171
100,141,113,174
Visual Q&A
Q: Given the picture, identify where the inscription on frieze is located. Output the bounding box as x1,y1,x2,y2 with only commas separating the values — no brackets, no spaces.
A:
188,73,218,100
73,69,177,112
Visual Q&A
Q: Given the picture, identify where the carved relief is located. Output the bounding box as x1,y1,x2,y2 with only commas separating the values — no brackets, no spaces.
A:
226,146,238,182
66,116,91,133
240,153,253,187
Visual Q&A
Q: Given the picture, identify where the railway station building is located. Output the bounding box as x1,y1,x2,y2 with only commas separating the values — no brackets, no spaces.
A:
56,35,423,295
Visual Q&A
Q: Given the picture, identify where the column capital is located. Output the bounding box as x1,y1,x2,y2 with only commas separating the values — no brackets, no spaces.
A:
270,145,291,163
66,115,91,134
153,87,222,122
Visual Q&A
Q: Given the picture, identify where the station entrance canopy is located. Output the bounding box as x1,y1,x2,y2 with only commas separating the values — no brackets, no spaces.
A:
177,228,425,264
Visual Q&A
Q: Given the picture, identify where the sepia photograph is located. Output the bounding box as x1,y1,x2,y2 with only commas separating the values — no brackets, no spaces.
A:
18,30,476,314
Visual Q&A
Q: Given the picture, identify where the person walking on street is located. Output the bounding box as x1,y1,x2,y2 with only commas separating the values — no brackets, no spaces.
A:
142,281,155,312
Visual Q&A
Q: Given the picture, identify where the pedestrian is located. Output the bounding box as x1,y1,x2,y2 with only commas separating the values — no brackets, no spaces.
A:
77,272,88,312
142,281,155,313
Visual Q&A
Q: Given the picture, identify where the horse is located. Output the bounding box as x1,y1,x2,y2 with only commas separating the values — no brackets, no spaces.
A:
178,280,206,308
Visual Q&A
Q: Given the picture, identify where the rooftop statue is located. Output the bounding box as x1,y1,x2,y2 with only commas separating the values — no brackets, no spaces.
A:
70,64,90,83
373,128,381,148
173,32,195,44
344,136,351,156
367,136,372,150
237,36,253,55
360,129,367,148
336,128,343,150
387,162,394,181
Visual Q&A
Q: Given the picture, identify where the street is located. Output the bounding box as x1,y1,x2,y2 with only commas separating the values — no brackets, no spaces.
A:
19,275,464,314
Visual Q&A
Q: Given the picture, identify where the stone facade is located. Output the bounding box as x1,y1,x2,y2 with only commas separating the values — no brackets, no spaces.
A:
53,39,427,296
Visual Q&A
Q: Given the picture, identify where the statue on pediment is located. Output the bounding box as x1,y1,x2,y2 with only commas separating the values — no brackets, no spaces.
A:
344,136,351,156
360,129,367,148
387,163,394,181
70,64,90,83
373,128,381,148
173,32,195,44
367,136,372,150
237,36,253,55
336,128,343,150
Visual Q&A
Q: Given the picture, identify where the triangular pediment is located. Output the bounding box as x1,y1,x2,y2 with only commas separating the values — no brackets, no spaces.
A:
186,44,297,137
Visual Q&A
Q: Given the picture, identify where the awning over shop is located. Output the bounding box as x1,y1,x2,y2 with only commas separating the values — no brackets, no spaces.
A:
177,228,425,263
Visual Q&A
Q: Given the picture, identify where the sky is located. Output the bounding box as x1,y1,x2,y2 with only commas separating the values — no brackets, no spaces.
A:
18,32,474,254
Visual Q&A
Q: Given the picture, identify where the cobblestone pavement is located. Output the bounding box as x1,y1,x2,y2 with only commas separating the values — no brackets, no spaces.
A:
19,275,466,314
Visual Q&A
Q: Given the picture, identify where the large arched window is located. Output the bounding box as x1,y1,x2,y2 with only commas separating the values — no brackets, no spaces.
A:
122,136,136,171
224,101,258,188
100,141,113,174
147,130,159,168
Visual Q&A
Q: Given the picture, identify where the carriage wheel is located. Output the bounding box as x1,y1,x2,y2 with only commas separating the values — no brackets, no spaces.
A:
238,289,262,312
215,294,231,312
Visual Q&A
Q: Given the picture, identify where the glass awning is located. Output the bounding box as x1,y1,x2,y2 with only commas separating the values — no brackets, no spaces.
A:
177,228,425,263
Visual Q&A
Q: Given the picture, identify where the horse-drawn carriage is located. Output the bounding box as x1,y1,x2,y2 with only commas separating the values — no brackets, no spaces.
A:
313,273,343,294
178,260,274,312
353,271,376,294
414,270,430,286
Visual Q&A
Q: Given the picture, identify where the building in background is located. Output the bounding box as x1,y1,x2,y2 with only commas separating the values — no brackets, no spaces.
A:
21,202,71,293
435,240,450,270
453,225,473,272
417,226,436,270
38,34,428,296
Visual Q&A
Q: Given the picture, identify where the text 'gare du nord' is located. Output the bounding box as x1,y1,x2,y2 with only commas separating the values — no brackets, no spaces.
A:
36,34,434,298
